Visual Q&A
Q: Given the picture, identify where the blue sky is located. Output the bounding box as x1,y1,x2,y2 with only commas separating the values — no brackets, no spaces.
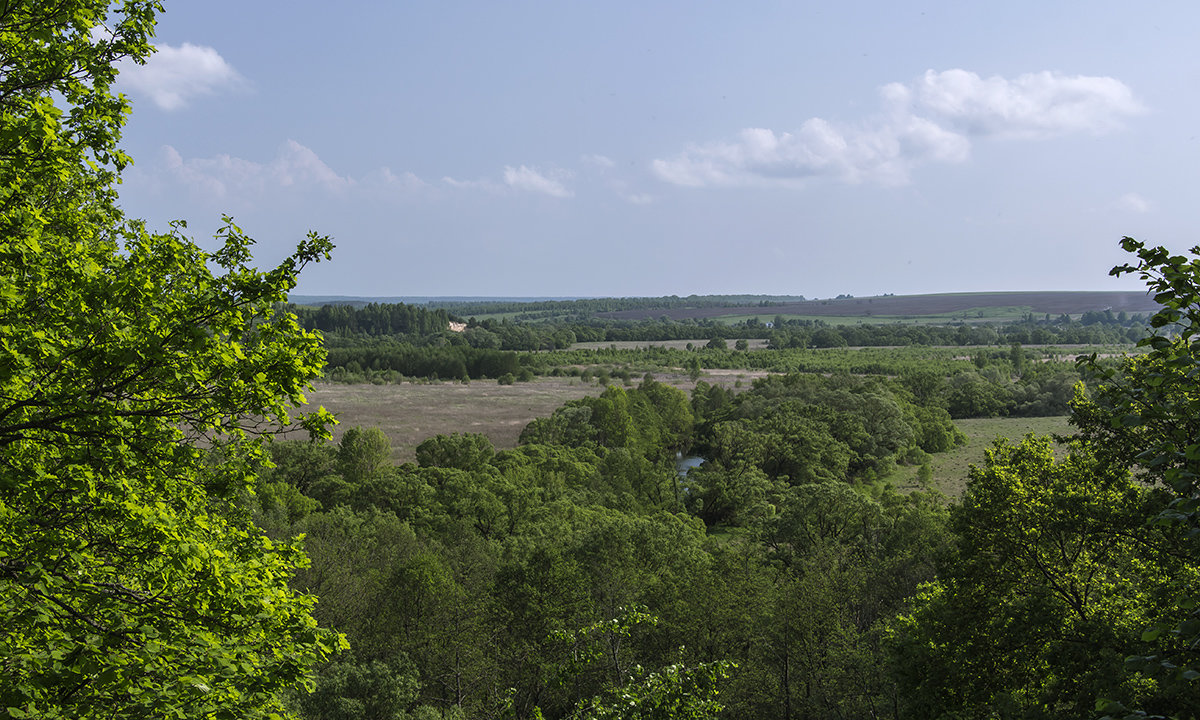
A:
112,1,1200,298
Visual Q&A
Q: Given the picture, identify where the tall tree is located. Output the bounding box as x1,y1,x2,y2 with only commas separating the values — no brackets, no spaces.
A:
0,2,343,718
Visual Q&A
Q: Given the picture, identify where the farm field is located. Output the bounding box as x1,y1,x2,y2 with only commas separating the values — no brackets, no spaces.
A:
714,309,1032,325
597,290,1158,323
571,338,771,351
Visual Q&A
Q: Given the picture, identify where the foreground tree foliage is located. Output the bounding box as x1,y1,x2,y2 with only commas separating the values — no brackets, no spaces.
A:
1073,238,1200,717
891,437,1195,718
0,2,343,718
891,239,1200,719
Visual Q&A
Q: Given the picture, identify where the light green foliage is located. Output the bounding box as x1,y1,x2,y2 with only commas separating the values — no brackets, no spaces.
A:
1072,238,1200,712
565,659,733,720
0,0,153,238
891,436,1192,718
338,427,394,483
559,609,733,720
415,432,495,471
0,2,344,717
1,211,343,716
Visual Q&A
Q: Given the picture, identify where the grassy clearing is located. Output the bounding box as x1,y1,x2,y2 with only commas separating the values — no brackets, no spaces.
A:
887,416,1074,498
295,378,610,463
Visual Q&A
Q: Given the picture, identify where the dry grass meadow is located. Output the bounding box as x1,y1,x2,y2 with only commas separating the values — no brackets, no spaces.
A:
298,378,605,462
298,369,767,463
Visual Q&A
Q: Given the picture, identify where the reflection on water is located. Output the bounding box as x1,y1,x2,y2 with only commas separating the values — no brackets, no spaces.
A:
675,452,705,476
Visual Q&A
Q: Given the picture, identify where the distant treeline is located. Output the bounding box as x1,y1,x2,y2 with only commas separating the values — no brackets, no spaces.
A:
293,299,1146,349
324,342,523,382
759,313,1145,348
529,344,1089,419
456,314,1145,350
301,302,1146,406
292,302,455,337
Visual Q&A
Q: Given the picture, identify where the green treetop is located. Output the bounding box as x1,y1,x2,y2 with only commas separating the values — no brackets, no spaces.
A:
0,2,344,718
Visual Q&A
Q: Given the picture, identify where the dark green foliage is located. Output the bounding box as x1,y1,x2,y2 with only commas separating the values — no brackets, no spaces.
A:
269,361,959,719
297,653,420,720
519,405,598,448
296,301,453,338
694,374,938,486
324,343,521,382
415,433,495,471
269,440,338,493
427,294,807,318
684,465,782,527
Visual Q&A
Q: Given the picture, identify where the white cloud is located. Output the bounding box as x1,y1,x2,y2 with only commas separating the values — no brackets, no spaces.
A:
163,140,353,197
893,69,1144,139
441,176,502,192
1118,192,1151,213
503,165,573,197
581,153,616,169
364,167,428,191
653,116,968,187
118,42,247,110
654,69,1141,189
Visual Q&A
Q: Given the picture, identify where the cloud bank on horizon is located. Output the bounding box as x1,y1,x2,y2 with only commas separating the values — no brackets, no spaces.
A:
651,70,1144,189
120,56,1142,204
